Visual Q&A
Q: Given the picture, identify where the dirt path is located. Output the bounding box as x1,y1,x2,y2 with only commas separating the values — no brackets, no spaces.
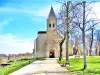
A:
9,58,76,75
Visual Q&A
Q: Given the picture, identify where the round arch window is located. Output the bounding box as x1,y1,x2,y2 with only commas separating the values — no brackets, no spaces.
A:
49,24,51,27
53,23,55,27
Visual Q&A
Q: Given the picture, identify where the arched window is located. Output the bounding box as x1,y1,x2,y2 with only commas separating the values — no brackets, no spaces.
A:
53,23,55,27
49,24,51,27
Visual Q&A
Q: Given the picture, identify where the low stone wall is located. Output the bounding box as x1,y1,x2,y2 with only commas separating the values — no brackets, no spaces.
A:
0,57,8,64
0,54,33,64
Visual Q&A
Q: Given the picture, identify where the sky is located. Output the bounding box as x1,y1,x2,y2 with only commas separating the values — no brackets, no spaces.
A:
0,0,62,54
0,0,100,55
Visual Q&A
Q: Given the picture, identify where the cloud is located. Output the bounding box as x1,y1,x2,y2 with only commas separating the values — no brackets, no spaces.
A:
35,3,61,17
0,19,12,32
0,34,34,54
0,1,100,19
0,19,12,27
92,2,100,20
32,17,43,22
0,20,8,26
0,7,34,14
0,2,61,17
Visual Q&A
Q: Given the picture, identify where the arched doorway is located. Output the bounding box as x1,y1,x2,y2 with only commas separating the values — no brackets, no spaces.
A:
49,49,55,58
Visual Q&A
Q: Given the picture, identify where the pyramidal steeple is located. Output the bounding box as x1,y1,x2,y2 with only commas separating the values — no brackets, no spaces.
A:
48,6,56,19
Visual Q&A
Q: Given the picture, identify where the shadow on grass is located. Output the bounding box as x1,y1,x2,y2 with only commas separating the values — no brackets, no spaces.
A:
70,68,100,75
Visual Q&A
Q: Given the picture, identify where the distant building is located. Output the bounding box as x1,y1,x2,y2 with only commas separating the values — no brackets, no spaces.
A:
33,7,72,58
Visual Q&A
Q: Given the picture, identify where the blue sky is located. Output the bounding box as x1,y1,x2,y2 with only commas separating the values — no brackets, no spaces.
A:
0,0,62,54
0,0,60,38
0,0,100,54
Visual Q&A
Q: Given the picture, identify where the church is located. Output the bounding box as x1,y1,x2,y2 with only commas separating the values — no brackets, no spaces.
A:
33,7,72,58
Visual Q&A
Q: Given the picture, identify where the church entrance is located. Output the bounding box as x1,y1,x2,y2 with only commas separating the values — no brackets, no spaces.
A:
49,49,55,58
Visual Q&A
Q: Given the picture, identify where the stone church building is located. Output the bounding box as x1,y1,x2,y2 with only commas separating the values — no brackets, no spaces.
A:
33,7,72,58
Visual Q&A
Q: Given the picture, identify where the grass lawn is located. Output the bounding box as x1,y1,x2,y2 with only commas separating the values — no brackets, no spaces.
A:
59,56,100,75
0,58,45,75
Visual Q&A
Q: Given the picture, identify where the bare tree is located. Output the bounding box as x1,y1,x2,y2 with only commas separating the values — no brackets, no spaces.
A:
82,1,87,69
58,1,100,68
57,1,82,62
88,27,94,56
73,36,83,55
57,1,75,63
95,30,100,55
70,1,100,69
59,33,66,61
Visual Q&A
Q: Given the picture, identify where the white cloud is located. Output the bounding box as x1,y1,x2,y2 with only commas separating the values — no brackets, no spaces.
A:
0,3,61,17
92,2,100,20
0,2,100,19
32,17,42,22
0,7,34,14
35,3,61,17
0,19,13,32
0,19,11,27
34,2,100,19
0,20,8,26
0,21,7,32
0,34,34,54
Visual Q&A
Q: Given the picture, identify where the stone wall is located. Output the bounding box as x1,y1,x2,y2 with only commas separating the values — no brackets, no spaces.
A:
0,53,32,64
37,33,46,58
0,56,8,64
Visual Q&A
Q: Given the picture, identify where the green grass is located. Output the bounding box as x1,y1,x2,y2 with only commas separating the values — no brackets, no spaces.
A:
58,56,100,75
0,58,45,75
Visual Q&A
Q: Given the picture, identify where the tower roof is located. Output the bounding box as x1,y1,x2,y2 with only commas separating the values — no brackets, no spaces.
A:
48,6,56,19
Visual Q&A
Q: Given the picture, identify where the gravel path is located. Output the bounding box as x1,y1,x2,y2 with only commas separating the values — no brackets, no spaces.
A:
9,58,76,75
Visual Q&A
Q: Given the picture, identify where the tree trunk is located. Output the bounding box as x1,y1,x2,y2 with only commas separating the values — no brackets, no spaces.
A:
89,28,94,56
83,1,87,69
59,35,66,61
66,1,70,64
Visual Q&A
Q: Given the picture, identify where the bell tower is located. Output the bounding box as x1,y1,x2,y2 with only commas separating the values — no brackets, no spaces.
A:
47,6,57,31
46,6,58,58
